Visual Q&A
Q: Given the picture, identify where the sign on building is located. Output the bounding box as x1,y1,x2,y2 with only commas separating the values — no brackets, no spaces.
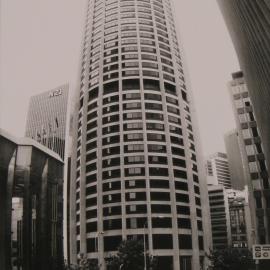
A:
49,89,62,97
253,245,270,260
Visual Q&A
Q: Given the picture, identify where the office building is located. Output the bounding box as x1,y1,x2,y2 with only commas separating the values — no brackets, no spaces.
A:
70,0,210,269
224,130,246,190
208,185,252,250
228,72,270,245
0,128,64,270
25,84,71,261
217,1,270,179
227,188,252,249
25,84,69,159
206,152,232,189
218,1,270,245
208,185,231,250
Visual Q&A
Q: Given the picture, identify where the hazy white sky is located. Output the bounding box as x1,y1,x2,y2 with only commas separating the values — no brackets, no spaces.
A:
0,0,239,156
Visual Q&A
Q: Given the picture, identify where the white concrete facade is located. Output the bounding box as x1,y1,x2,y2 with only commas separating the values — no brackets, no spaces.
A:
70,0,210,269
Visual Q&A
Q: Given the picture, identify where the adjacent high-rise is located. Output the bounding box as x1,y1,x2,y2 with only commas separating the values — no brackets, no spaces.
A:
217,0,270,246
206,152,232,189
25,84,69,159
224,130,246,190
208,185,252,250
70,0,210,269
228,72,270,245
208,185,231,250
25,84,70,261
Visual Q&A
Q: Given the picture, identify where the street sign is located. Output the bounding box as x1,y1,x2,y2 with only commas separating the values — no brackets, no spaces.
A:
253,245,270,260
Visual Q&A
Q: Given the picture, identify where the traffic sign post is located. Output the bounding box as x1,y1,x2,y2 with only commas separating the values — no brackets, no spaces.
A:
253,245,270,270
252,245,270,260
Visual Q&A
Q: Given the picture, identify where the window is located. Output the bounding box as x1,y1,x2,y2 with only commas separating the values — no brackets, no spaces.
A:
179,235,192,249
104,236,122,251
125,155,145,164
249,161,258,173
146,123,164,131
126,167,145,176
125,144,144,153
180,256,192,270
153,234,173,249
177,218,191,229
124,122,143,130
123,92,141,100
124,112,142,120
148,144,166,152
145,103,162,111
147,133,163,141
145,93,161,101
124,102,141,110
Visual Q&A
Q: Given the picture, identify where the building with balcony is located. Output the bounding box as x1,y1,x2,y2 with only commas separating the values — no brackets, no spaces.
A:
70,0,210,269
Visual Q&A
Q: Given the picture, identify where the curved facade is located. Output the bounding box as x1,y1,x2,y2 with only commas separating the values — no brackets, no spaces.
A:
71,0,208,269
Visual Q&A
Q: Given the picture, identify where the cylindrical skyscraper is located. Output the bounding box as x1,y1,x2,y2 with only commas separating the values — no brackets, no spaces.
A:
70,0,210,269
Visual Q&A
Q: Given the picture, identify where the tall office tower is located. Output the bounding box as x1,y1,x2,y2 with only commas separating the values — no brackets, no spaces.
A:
217,0,270,207
208,185,253,250
206,152,232,189
25,84,70,261
208,185,231,250
25,84,69,159
70,0,210,269
228,72,270,245
224,130,246,190
227,188,253,249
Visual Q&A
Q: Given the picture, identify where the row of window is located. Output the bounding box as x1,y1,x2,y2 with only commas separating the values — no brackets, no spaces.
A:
83,234,200,252
82,192,201,206
77,202,201,219
83,179,194,194
79,217,200,233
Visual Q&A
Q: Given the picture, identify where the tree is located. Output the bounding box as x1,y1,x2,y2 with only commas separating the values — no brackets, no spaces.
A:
106,239,157,270
87,259,99,270
207,248,255,270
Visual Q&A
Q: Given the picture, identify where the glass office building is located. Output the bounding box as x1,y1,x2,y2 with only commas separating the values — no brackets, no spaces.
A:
25,84,69,160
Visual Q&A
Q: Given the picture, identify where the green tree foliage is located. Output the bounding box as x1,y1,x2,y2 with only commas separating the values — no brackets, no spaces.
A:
106,239,157,270
208,248,255,270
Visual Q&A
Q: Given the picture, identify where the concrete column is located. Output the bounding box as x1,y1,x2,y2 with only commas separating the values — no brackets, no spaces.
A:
22,166,32,270
37,159,49,270
0,150,16,270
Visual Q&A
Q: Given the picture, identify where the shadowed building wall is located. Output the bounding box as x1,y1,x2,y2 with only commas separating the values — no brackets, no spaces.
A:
224,130,246,190
217,0,270,176
227,72,270,248
217,1,270,246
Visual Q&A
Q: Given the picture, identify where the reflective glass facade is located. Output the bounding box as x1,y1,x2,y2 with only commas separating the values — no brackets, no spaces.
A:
25,84,69,159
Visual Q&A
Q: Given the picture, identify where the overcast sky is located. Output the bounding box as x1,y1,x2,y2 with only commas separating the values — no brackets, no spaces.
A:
0,0,239,157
